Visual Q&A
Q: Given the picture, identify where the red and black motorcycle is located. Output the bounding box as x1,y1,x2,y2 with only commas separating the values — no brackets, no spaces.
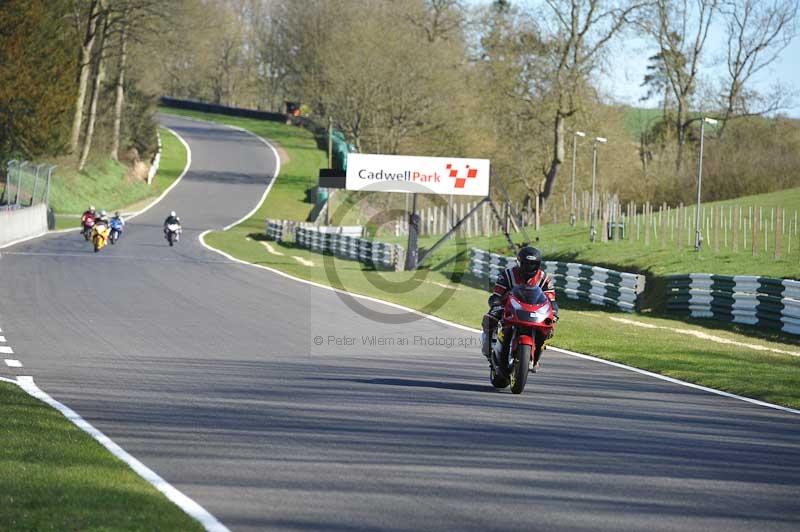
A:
80,213,96,241
487,284,556,394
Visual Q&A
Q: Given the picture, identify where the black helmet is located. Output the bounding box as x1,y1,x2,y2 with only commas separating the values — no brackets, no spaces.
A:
517,245,542,276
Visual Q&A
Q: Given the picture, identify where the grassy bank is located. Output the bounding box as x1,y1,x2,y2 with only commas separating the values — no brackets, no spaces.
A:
53,127,188,230
0,382,203,531
178,106,800,409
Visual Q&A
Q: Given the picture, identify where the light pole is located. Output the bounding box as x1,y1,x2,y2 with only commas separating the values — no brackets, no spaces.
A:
589,136,607,242
570,131,586,226
694,117,717,250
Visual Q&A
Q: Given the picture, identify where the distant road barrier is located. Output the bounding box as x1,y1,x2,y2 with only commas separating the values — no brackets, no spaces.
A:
468,248,646,312
666,274,800,335
265,220,401,270
160,96,285,122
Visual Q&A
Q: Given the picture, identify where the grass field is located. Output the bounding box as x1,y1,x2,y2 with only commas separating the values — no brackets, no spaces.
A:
53,127,188,231
0,382,203,531
171,106,800,409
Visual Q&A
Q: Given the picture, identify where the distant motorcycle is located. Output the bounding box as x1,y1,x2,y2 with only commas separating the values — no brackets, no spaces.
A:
165,223,181,247
109,218,123,245
91,224,110,253
81,214,96,241
485,285,556,394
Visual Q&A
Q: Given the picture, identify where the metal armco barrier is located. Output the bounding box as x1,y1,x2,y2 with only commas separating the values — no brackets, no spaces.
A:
266,220,286,241
666,274,800,335
469,248,645,312
295,227,401,270
265,220,364,243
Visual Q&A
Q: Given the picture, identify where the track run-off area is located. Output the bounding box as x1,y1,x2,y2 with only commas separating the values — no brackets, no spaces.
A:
1,115,798,532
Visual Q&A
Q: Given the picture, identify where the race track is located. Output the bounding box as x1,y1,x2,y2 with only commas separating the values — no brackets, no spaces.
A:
1,115,798,531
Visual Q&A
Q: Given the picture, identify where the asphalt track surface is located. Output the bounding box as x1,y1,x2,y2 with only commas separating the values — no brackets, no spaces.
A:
1,115,799,531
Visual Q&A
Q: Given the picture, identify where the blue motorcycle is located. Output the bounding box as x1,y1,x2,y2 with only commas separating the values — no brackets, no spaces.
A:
109,218,124,245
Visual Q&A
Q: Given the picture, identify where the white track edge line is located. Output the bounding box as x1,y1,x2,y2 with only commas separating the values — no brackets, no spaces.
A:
157,113,281,232
14,376,230,532
221,125,281,231
548,346,800,415
190,114,800,416
0,230,50,250
200,234,800,417
0,375,16,384
124,127,192,222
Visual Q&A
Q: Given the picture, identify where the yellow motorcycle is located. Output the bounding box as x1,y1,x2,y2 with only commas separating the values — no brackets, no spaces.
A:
91,223,110,253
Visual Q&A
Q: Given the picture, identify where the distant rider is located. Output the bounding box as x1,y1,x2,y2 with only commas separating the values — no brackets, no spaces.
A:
481,246,558,371
163,210,181,236
94,209,109,228
80,205,96,232
110,211,125,236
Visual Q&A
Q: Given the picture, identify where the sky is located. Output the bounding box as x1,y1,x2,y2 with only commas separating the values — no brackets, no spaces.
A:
466,0,800,118
599,24,800,118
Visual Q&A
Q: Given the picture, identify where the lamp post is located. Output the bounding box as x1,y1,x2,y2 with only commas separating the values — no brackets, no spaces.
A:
570,131,586,226
694,117,717,250
589,136,607,242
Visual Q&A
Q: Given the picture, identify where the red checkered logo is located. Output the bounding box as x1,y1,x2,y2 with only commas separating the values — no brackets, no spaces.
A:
447,164,478,189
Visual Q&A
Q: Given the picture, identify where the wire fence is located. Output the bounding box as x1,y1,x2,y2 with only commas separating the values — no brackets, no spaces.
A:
1,160,55,211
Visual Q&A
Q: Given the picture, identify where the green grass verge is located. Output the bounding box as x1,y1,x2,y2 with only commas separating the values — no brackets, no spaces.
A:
383,221,800,280
0,382,203,531
53,127,188,231
159,107,326,221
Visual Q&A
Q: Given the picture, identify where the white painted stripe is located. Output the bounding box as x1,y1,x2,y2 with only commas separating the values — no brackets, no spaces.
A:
0,229,49,250
199,236,800,416
261,241,284,256
0,335,6,342
5,359,22,367
124,127,192,222
14,376,230,532
291,256,314,266
0,346,13,354
0,375,16,384
192,119,800,417
221,125,281,231
549,347,800,415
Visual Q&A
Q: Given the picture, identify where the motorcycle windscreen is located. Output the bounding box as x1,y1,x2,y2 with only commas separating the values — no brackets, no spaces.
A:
511,285,548,306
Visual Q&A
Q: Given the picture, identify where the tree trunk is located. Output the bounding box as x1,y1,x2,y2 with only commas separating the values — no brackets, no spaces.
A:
675,98,686,173
69,0,101,154
110,22,128,162
78,18,107,172
542,111,565,201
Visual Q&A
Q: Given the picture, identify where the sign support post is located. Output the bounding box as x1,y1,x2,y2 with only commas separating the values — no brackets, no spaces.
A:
405,193,420,270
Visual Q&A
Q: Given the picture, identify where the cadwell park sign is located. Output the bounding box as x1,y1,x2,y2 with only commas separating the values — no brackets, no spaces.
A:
345,154,490,197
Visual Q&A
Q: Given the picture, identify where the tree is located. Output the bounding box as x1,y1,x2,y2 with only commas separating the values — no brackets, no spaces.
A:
69,0,104,155
642,0,717,172
718,0,799,135
0,0,75,162
78,2,109,171
536,0,645,200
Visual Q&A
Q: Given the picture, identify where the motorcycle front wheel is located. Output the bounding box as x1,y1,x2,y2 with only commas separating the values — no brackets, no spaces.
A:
510,344,531,394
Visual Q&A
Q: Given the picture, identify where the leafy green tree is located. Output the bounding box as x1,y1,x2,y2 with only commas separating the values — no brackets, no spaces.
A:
0,0,76,162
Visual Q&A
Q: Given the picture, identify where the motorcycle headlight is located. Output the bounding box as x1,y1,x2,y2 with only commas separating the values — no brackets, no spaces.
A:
527,307,551,323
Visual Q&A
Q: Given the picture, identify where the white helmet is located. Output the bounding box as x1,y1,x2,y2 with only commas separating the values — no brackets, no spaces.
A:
89,205,95,212
99,209,107,217
170,211,176,217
